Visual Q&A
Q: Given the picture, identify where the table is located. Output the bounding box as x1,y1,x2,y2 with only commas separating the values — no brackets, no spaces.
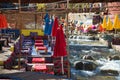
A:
35,43,44,46
27,63,54,72
36,46,47,50
32,58,45,63
35,40,43,43
36,46,47,54
32,64,47,72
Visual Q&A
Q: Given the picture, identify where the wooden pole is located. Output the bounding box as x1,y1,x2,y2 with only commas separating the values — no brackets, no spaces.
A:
66,0,71,78
18,0,21,70
35,4,37,29
35,12,37,29
18,0,21,12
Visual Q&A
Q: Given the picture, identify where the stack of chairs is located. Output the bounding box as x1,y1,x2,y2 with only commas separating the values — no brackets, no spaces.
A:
4,52,27,69
4,52,15,69
14,35,33,56
21,35,33,56
53,57,68,76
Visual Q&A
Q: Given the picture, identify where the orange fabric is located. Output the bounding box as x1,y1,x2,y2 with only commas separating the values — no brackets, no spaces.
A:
0,14,7,29
98,24,104,32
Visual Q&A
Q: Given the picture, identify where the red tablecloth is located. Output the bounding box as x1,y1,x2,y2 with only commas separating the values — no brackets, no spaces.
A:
32,58,45,63
32,64,47,71
35,40,43,43
35,43,44,46
36,46,47,50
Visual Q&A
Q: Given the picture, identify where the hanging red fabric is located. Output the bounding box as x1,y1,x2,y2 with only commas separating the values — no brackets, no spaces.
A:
53,24,67,57
52,17,59,37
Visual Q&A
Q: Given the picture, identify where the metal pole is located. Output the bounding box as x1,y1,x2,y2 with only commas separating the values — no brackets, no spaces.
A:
66,0,71,78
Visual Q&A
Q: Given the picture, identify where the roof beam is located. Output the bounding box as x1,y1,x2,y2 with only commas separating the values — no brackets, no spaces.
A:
0,0,120,3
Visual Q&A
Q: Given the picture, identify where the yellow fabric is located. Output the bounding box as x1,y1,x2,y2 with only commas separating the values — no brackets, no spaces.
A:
106,17,113,30
118,19,120,29
102,16,107,29
21,29,44,36
113,14,120,29
12,65,22,69
36,4,45,10
10,46,14,52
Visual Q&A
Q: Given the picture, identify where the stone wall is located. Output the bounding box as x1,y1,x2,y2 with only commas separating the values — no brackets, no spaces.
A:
108,2,120,15
4,12,44,29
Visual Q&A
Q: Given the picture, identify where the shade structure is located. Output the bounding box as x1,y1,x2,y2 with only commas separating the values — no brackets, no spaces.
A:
44,13,50,35
106,17,113,30
52,17,59,37
102,16,107,29
113,14,120,29
0,14,7,29
53,24,67,74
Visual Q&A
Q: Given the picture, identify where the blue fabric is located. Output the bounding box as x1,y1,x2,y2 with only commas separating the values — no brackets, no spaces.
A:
43,40,48,45
1,29,20,38
31,46,38,55
48,19,54,35
44,13,49,20
44,13,50,35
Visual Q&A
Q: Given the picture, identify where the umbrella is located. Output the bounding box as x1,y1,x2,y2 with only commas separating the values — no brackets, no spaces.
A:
53,24,67,74
0,14,7,29
113,14,119,29
102,16,107,29
52,17,59,37
119,19,120,28
106,17,113,30
44,13,50,35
